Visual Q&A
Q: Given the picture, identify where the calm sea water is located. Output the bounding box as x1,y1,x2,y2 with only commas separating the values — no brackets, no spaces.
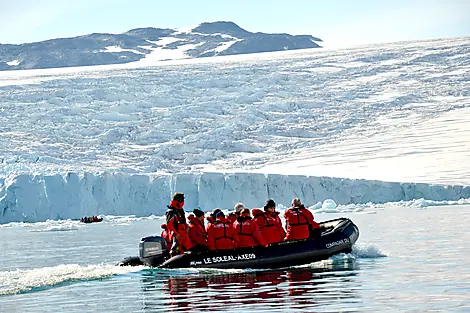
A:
1,204,469,312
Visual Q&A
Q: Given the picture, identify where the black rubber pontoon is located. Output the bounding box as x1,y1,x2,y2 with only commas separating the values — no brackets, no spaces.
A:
119,217,359,269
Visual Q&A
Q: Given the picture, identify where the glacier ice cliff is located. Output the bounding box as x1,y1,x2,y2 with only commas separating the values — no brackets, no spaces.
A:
1,172,469,223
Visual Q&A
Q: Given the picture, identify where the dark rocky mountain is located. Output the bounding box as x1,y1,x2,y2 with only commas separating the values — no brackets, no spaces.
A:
0,21,322,71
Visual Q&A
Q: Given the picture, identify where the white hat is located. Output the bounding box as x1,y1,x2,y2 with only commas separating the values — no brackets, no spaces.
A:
234,203,245,213
292,198,301,205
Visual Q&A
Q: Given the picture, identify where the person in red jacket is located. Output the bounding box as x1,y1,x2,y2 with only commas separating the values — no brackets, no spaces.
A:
284,198,321,241
264,199,286,237
207,211,239,250
160,223,172,251
234,209,268,248
165,192,193,255
187,208,209,252
252,207,285,245
205,208,221,231
264,200,284,226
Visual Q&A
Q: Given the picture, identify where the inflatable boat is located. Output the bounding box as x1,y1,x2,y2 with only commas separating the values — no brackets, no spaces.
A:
118,217,359,269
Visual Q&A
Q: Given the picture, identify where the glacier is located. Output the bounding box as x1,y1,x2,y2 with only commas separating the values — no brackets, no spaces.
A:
1,172,469,224
1,36,470,224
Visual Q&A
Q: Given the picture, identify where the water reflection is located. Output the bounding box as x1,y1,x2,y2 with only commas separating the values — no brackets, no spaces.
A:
139,259,361,312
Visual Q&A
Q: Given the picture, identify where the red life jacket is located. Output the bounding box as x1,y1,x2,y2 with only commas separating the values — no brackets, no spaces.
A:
270,211,286,239
233,216,268,248
207,217,239,250
284,205,319,241
187,214,208,247
252,208,285,245
270,211,284,230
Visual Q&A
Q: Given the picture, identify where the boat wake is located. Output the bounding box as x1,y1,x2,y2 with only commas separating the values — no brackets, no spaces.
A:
291,243,386,271
352,243,388,258
0,243,386,296
0,263,144,296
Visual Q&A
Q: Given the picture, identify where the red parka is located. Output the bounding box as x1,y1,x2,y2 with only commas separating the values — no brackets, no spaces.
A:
206,216,215,231
160,223,172,250
252,209,285,245
270,211,284,231
165,200,193,252
207,216,239,250
187,214,208,247
284,205,320,241
234,216,268,248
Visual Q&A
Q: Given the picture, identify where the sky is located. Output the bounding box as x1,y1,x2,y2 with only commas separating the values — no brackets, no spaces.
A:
1,0,469,47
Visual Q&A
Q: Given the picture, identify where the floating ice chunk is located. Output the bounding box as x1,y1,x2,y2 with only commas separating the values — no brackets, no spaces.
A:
30,224,78,232
309,202,322,210
322,199,337,210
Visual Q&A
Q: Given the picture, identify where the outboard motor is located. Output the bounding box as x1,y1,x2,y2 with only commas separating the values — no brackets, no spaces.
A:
139,236,170,267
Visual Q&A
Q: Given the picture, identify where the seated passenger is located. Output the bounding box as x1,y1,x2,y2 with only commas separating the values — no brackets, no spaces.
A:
207,211,239,250
229,203,245,224
187,208,209,252
264,200,285,234
160,223,171,250
284,198,321,241
252,205,285,245
234,208,268,248
206,208,221,231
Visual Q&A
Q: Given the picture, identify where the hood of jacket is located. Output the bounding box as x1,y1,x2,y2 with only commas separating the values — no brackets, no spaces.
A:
251,208,264,217
187,213,200,225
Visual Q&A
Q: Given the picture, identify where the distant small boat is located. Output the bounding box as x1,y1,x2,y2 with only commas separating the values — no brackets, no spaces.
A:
80,216,103,224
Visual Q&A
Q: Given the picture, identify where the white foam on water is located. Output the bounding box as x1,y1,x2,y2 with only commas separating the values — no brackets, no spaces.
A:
29,223,79,232
352,244,388,258
0,263,145,296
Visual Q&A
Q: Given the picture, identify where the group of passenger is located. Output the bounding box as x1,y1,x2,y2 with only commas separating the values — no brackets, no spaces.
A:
80,216,102,223
161,192,321,255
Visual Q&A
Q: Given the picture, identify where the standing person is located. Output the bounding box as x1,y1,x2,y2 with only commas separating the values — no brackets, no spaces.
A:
187,208,209,252
165,192,193,255
207,211,239,250
284,198,321,241
234,208,268,248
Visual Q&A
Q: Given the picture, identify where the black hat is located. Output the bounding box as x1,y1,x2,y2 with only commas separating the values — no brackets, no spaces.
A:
211,208,222,219
264,199,276,211
193,208,205,218
172,192,185,202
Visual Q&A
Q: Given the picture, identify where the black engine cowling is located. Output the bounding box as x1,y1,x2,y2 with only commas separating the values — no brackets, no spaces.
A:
139,236,169,267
